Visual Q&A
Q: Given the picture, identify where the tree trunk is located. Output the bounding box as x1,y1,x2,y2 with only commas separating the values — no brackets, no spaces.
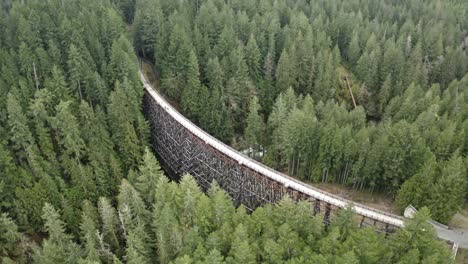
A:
78,82,83,101
33,62,39,90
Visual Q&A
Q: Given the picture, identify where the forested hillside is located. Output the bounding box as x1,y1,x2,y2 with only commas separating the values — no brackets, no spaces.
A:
0,0,460,263
133,0,468,223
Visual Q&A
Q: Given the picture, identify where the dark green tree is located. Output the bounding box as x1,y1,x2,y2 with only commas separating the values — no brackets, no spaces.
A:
0,213,21,258
181,50,203,121
244,96,264,156
33,203,82,264
6,92,35,164
275,49,296,94
245,34,261,82
134,148,165,206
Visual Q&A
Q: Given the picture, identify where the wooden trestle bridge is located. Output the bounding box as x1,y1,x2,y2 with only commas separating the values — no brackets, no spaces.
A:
140,70,464,253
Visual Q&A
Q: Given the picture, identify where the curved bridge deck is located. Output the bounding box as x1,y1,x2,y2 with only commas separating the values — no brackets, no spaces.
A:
140,70,467,252
140,71,404,230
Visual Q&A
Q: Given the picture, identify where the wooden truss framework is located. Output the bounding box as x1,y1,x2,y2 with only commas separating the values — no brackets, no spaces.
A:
143,92,395,234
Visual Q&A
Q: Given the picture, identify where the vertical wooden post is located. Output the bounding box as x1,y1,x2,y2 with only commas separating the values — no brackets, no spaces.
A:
324,203,331,227
313,199,320,216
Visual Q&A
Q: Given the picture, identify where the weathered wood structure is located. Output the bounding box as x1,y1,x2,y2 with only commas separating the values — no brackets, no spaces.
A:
141,72,406,234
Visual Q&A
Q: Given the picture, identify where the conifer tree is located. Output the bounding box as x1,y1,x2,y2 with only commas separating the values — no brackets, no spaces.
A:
214,26,238,59
208,182,235,230
6,92,35,163
245,96,264,156
133,0,163,58
225,44,251,99
124,225,150,264
176,175,203,228
245,34,261,82
163,24,192,99
79,211,100,263
389,207,451,263
396,157,435,210
227,224,256,264
29,89,55,163
18,43,35,89
275,49,296,94
108,81,143,169
52,101,86,161
134,148,164,206
0,141,24,211
204,249,225,264
46,66,71,104
98,197,121,255
114,0,136,23
15,173,61,230
205,57,224,91
116,180,151,262
378,74,393,115
108,35,140,89
153,204,182,264
428,156,466,223
347,30,361,66
34,203,82,264
356,50,379,95
118,179,150,229
0,213,21,257
67,44,87,101
200,88,233,142
80,102,121,197
404,42,427,88
181,50,203,121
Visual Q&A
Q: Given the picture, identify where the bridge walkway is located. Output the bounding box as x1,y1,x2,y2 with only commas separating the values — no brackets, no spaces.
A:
140,69,468,251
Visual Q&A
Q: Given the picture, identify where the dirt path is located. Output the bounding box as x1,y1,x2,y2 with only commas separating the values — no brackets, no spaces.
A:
312,182,398,214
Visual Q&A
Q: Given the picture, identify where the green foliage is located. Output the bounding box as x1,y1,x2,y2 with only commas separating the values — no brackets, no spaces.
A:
264,85,465,222
98,197,121,255
34,203,83,264
113,0,136,23
396,156,466,223
4,146,454,264
79,210,100,262
0,0,148,248
134,2,466,221
199,88,233,143
275,49,296,94
244,96,264,155
0,213,21,257
134,148,165,206
181,50,203,121
245,34,262,83
6,92,35,163
0,0,464,262
389,207,452,263
108,80,145,169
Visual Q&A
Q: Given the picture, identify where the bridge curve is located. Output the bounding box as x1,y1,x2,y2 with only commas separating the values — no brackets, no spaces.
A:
140,71,406,233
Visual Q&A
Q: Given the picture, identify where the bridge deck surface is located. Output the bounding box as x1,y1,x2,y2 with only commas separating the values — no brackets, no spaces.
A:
140,70,468,248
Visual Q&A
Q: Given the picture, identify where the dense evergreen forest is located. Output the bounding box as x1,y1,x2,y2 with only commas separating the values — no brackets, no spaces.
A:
132,0,468,223
0,0,461,263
